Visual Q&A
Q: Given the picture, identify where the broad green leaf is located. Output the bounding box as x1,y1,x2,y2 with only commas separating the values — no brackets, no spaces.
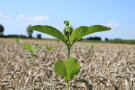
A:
54,58,80,81
28,25,66,44
70,25,111,43
22,43,35,53
54,60,67,80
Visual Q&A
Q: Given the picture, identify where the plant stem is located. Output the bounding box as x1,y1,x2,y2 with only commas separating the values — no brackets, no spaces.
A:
66,81,70,90
67,46,71,58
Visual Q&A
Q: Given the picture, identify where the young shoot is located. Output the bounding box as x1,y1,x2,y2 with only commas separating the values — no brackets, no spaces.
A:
27,20,111,89
22,43,41,58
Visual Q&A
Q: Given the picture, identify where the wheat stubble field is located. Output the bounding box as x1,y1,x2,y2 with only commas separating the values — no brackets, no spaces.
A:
0,38,135,90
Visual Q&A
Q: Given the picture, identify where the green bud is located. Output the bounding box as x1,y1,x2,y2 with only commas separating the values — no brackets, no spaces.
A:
65,26,73,32
64,21,70,26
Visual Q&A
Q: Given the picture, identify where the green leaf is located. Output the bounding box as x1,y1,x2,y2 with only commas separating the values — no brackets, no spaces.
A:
28,25,66,44
54,58,80,82
70,25,111,43
22,43,35,53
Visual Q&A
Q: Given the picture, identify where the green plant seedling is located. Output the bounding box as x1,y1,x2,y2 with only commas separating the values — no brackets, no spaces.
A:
22,43,41,58
44,44,57,52
34,44,42,50
28,21,111,57
22,43,35,53
54,58,80,90
27,21,111,89
16,36,22,43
